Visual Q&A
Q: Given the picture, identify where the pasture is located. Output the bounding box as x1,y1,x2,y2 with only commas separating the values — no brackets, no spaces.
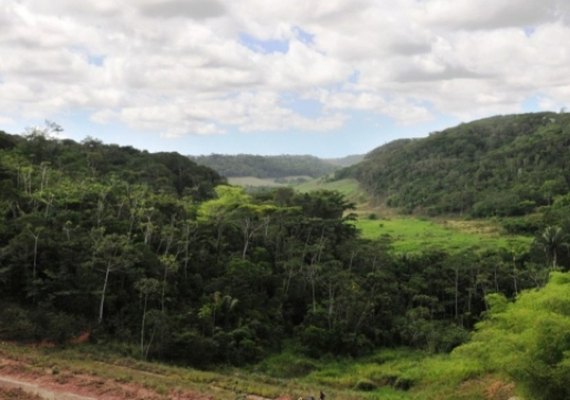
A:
354,217,532,253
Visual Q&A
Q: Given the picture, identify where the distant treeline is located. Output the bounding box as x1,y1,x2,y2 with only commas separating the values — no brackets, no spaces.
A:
190,154,350,178
340,112,570,217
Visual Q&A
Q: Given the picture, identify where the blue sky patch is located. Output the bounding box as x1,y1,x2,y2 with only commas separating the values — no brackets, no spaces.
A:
281,93,323,118
348,70,360,84
292,26,314,45
87,54,105,66
522,95,541,112
239,33,289,54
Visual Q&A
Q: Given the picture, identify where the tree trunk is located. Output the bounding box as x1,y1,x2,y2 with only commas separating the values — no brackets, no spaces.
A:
454,267,459,321
512,254,518,296
98,263,111,324
31,232,39,281
140,294,147,358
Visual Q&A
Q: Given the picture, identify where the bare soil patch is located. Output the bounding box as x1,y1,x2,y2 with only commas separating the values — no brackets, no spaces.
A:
0,355,213,400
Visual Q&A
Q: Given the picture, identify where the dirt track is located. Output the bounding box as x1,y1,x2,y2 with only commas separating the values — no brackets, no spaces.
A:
0,355,215,400
0,375,96,400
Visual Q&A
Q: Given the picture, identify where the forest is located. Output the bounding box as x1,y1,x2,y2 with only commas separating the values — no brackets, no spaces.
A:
340,112,570,218
190,154,341,178
1,117,570,399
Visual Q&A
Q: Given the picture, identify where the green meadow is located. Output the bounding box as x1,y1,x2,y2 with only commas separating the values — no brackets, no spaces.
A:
228,176,313,187
253,346,508,400
296,178,369,204
354,217,532,253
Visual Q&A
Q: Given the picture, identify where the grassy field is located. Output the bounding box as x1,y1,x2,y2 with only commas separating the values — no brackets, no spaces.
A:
0,342,516,400
354,217,532,253
228,176,315,188
230,176,532,255
295,178,369,204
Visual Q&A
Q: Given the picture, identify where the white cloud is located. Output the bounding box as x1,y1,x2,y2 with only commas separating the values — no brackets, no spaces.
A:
418,0,558,31
0,115,14,125
1,0,570,137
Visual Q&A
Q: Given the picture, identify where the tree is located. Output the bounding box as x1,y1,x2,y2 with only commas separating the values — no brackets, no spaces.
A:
536,226,568,269
135,278,160,359
90,233,137,324
456,273,570,400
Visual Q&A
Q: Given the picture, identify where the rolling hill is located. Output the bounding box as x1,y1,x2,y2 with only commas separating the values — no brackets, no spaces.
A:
190,153,363,179
339,112,570,216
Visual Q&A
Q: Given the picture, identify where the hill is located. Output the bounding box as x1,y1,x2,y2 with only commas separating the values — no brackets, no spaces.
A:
2,124,570,399
0,130,224,199
339,112,570,216
323,154,364,167
190,154,362,179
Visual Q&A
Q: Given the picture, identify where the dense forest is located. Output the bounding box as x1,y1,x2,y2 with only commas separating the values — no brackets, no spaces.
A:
1,121,570,398
323,154,364,168
340,112,570,217
190,154,342,178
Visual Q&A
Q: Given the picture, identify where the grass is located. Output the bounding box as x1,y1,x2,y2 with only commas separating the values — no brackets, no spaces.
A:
354,217,532,253
296,178,369,204
228,176,286,187
254,347,512,400
228,176,314,188
0,341,519,400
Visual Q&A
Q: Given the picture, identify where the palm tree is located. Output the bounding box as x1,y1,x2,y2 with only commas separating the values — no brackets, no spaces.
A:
536,226,568,269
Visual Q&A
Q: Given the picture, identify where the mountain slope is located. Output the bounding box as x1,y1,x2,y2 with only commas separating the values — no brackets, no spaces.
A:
190,154,362,179
339,112,570,216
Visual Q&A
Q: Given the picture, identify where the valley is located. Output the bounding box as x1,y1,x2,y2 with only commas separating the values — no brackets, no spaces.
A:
1,112,570,400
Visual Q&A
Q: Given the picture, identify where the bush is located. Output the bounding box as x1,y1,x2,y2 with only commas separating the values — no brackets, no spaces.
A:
0,304,35,340
37,311,86,344
501,216,542,234
455,273,570,400
0,304,86,344
164,330,218,367
298,325,332,357
354,379,377,391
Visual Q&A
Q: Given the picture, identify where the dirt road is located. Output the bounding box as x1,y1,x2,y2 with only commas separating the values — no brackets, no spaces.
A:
0,355,213,400
0,375,96,400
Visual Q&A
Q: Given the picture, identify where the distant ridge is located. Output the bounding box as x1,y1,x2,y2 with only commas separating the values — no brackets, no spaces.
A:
190,153,363,179
338,112,570,216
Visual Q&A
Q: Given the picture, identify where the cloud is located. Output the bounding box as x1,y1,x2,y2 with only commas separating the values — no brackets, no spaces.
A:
418,0,559,30
0,115,14,125
1,0,570,138
137,0,225,20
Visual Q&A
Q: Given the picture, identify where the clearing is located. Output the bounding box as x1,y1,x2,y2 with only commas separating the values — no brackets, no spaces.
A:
354,217,532,253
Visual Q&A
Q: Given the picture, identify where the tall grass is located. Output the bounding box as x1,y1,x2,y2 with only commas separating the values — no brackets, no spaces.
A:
354,217,532,253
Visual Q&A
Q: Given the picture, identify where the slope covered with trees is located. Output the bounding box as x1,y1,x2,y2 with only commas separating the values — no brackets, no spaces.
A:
190,154,341,178
3,123,570,398
340,112,570,216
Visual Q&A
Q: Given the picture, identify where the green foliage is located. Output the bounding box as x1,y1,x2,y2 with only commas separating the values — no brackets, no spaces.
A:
0,304,36,341
343,112,570,217
456,272,570,400
0,303,85,344
1,124,566,381
191,154,339,178
354,379,377,391
354,217,531,253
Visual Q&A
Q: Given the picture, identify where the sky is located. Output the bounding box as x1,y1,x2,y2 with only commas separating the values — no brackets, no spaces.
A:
1,0,570,157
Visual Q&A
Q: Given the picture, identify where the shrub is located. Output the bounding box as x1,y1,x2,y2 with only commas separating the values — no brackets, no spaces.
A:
0,304,35,340
455,273,570,400
354,379,377,391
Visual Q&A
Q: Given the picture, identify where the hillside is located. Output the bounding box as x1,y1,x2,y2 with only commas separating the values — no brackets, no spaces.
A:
323,154,365,167
0,130,224,199
3,124,570,399
340,112,570,216
190,154,362,179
